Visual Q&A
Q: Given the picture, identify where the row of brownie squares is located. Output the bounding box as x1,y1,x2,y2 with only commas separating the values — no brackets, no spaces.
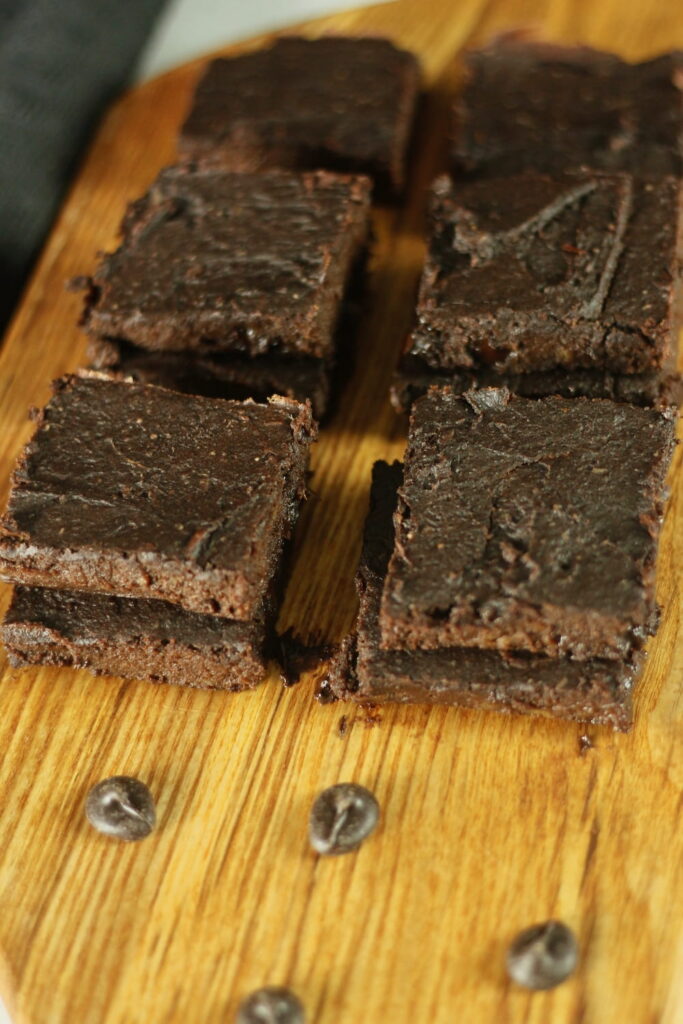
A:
328,40,682,729
0,375,674,727
81,38,682,420
0,38,423,693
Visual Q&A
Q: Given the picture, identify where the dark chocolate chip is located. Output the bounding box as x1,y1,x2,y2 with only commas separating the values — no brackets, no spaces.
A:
309,783,379,855
236,986,305,1023
506,920,578,989
85,776,156,841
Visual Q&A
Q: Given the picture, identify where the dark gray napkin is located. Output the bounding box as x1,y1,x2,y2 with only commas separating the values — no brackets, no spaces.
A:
0,0,166,329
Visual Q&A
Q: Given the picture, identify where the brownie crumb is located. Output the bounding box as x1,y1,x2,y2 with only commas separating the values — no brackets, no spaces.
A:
278,628,336,686
578,733,595,756
358,703,383,727
337,714,349,738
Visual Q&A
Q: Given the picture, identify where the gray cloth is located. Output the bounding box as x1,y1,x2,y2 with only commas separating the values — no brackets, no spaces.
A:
0,0,166,328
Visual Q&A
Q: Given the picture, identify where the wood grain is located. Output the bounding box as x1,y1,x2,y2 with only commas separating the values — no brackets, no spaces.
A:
0,1,682,1022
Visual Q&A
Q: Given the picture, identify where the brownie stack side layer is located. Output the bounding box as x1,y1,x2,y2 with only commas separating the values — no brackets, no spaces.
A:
380,389,676,660
178,37,421,199
87,337,332,421
327,462,638,730
0,374,316,619
452,42,683,178
3,586,268,691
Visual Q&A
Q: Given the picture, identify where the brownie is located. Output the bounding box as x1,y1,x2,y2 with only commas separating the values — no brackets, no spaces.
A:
328,462,638,729
380,388,675,659
391,360,679,412
453,41,683,178
405,173,681,379
88,337,331,420
179,37,420,199
0,374,316,618
3,585,268,691
81,166,371,361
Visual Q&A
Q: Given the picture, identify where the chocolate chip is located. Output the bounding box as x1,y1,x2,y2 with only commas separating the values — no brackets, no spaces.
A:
309,783,379,855
236,986,305,1023
85,776,156,841
506,920,578,989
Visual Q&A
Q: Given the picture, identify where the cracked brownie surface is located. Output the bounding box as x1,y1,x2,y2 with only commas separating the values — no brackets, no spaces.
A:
406,173,681,376
453,42,683,178
379,388,675,659
0,374,316,619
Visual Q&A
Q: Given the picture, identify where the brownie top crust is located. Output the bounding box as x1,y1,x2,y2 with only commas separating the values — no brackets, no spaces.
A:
0,374,316,619
82,166,371,359
380,388,675,659
179,36,420,196
407,173,681,375
453,41,683,177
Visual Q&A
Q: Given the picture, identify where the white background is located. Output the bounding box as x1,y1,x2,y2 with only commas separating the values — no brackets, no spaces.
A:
2,2,387,1023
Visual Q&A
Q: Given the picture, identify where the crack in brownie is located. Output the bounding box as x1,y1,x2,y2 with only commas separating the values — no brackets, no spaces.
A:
327,462,639,729
452,41,683,178
380,388,675,660
3,585,269,691
179,37,421,199
81,166,371,362
402,173,681,384
0,374,316,619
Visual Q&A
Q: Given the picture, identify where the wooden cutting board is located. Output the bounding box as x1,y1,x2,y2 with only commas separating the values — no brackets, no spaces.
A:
0,1,682,1021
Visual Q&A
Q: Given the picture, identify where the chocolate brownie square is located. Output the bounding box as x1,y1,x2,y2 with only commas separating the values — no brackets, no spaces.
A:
82,166,371,362
328,462,639,730
380,388,675,659
3,586,269,690
0,374,316,618
402,173,681,383
453,41,683,178
179,37,420,199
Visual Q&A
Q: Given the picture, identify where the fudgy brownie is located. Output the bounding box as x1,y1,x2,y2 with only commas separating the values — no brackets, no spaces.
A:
88,337,331,420
328,462,638,729
179,37,421,199
380,388,675,659
3,586,268,690
404,173,681,380
81,166,371,361
453,41,683,178
0,374,316,618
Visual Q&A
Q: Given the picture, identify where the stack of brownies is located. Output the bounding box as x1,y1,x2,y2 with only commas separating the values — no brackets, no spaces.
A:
0,375,316,689
332,40,682,729
394,41,682,408
84,37,421,419
0,37,422,692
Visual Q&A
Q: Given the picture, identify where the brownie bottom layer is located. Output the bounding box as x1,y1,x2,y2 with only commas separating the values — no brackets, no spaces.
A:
329,462,643,730
87,338,331,421
391,359,680,411
3,586,269,690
